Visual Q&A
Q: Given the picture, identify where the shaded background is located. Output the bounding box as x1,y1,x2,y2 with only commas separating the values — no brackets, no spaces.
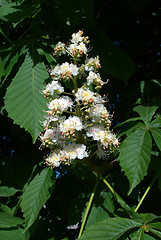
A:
0,0,161,239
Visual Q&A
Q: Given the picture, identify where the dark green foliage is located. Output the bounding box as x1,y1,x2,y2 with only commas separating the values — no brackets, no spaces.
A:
1,0,161,239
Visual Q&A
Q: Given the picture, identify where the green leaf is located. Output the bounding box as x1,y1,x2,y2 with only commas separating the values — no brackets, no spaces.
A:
115,117,142,128
0,186,19,197
21,168,55,231
150,128,161,151
0,228,28,240
129,228,144,240
149,222,161,231
151,79,161,88
132,212,161,225
118,127,152,194
118,122,144,138
113,191,132,213
142,234,156,240
4,48,26,79
0,3,20,20
79,217,141,240
133,105,158,126
130,229,156,240
0,57,5,78
0,212,23,228
149,118,161,128
85,190,114,229
4,51,48,143
149,228,161,239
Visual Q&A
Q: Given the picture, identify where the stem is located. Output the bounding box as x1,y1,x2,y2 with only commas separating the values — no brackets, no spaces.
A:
62,91,74,96
63,110,76,115
99,175,115,194
135,185,151,212
64,48,74,58
135,176,159,212
98,173,132,218
78,177,99,238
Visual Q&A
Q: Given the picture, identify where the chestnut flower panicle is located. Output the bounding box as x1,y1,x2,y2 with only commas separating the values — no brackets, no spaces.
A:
40,30,119,168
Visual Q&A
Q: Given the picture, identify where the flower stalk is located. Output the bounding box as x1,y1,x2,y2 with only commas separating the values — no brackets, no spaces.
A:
78,176,100,238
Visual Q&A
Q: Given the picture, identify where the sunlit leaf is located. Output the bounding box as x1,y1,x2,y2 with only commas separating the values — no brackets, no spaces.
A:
85,190,114,229
118,127,152,194
0,186,19,197
79,217,141,240
21,168,55,231
0,3,20,21
134,105,158,126
150,128,161,151
0,228,28,240
4,51,48,143
0,212,23,228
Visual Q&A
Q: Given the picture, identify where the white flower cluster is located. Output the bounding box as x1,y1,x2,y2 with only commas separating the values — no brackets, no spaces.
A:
40,31,119,168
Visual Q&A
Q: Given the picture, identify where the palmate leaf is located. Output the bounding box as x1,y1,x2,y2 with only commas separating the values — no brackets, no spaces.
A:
149,222,161,231
0,212,23,228
118,127,152,194
21,168,55,231
133,105,158,126
149,228,161,239
0,186,19,197
79,217,141,240
129,228,144,240
150,128,161,151
0,3,20,21
132,212,161,225
0,228,28,240
149,118,161,128
4,51,48,143
129,229,156,240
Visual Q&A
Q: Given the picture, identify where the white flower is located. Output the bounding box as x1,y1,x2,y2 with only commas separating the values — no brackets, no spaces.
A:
89,104,110,123
87,124,119,149
77,42,87,54
64,144,77,160
64,143,88,160
51,62,79,80
40,128,60,145
101,131,119,148
48,96,73,112
43,115,58,128
93,94,105,104
71,31,83,44
70,63,79,76
86,71,104,86
43,80,64,96
61,62,71,75
75,87,94,103
54,42,66,56
85,56,101,71
75,144,89,159
87,124,105,141
87,71,98,85
96,144,109,159
68,43,78,54
50,65,61,79
45,151,61,168
59,116,83,134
